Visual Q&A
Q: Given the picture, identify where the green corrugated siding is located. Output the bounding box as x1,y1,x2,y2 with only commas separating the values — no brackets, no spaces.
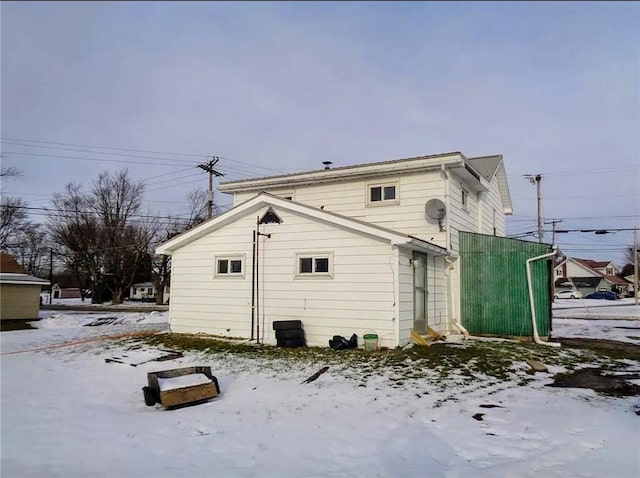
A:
460,232,551,337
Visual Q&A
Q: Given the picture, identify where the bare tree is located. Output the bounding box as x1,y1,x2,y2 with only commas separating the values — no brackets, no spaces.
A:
151,189,207,305
0,166,22,180
0,197,28,249
50,171,149,304
6,223,49,277
50,183,103,302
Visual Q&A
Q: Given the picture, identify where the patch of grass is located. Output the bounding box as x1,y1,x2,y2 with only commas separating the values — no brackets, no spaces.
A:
138,333,639,393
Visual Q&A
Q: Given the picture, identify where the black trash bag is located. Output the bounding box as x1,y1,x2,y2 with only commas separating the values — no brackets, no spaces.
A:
329,334,358,350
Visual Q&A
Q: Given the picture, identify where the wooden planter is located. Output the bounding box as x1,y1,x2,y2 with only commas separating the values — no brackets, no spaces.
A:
147,366,220,409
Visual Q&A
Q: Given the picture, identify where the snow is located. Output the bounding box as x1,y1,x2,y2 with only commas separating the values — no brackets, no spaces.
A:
2,310,639,477
157,373,212,392
552,300,640,343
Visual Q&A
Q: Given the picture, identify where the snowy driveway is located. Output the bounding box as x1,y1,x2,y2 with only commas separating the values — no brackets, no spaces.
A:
1,312,639,478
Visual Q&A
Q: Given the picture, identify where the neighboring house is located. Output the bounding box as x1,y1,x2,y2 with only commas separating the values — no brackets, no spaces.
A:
129,282,170,303
554,257,632,296
1,273,50,320
51,283,82,299
155,152,551,348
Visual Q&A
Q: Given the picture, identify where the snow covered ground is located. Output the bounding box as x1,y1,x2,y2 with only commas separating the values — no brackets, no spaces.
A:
2,310,639,477
552,300,640,344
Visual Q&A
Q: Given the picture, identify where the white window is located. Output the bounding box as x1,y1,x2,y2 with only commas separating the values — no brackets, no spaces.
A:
295,252,333,278
215,256,245,277
367,181,398,206
461,188,469,209
605,267,613,275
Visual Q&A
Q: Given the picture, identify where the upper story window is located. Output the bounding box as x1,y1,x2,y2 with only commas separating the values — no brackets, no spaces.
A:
295,252,333,278
555,269,562,277
215,256,245,277
367,181,398,206
461,188,469,209
605,267,613,275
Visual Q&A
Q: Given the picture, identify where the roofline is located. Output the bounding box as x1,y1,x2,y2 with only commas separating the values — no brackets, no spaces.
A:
219,152,466,193
0,275,50,286
156,192,450,256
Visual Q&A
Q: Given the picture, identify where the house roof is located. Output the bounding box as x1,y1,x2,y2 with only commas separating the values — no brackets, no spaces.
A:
467,155,502,182
218,151,513,216
1,253,24,273
0,273,50,286
574,258,613,270
132,282,154,288
156,192,450,257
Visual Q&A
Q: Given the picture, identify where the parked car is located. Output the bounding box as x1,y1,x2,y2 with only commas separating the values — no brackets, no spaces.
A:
585,291,619,300
554,289,583,299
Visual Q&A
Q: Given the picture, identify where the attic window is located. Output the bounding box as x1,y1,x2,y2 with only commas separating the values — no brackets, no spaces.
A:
461,188,469,208
259,208,282,225
367,181,398,206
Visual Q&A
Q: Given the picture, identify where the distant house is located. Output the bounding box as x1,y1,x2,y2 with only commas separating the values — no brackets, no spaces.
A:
129,282,170,303
1,273,50,320
51,283,82,299
554,257,632,296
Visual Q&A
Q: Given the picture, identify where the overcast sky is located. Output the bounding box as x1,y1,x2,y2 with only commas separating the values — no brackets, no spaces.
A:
1,1,638,265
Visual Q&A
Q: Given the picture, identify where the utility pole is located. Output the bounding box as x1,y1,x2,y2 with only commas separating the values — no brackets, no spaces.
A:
524,174,543,242
49,247,53,305
545,219,563,245
197,157,224,219
634,226,638,306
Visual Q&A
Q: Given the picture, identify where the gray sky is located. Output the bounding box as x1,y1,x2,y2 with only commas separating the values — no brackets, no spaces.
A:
1,1,639,265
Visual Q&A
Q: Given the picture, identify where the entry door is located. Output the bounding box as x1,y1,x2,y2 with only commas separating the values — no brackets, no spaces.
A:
413,252,428,333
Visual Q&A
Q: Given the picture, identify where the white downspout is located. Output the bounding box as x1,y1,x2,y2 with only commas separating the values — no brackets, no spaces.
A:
445,256,469,339
526,248,561,348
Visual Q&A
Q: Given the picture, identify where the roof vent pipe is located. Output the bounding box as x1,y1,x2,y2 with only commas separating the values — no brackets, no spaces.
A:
322,161,332,170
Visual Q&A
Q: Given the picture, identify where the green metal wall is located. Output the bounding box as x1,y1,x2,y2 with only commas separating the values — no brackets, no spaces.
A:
460,232,552,338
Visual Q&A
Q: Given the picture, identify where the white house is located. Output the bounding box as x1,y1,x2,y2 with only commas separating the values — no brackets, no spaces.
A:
554,256,631,296
156,152,513,348
129,282,170,303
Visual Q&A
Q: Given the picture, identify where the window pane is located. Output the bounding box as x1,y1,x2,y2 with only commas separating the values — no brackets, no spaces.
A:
218,259,228,274
315,258,329,273
383,186,396,200
299,257,313,273
370,186,382,202
230,260,242,273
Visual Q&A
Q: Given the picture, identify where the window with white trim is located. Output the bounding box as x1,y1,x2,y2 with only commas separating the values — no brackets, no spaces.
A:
295,252,333,278
461,188,469,208
215,256,244,277
367,181,398,206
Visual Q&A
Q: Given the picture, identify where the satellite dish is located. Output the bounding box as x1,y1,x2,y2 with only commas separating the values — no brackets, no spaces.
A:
425,199,446,232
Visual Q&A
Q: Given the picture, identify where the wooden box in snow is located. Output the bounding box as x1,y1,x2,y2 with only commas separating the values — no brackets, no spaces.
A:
147,366,220,408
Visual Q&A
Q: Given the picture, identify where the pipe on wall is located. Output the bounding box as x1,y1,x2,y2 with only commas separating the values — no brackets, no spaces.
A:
526,248,561,348
445,256,469,339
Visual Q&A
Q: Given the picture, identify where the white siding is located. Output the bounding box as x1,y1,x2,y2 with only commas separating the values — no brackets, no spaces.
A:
235,170,448,248
169,206,401,348
396,249,449,346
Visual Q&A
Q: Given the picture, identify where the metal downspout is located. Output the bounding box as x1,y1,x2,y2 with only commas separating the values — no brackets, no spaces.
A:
445,256,468,339
526,248,561,348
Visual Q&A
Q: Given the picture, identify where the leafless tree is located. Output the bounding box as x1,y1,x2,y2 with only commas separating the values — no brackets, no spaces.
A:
50,171,149,304
0,197,28,249
7,223,49,277
0,166,22,180
50,183,103,302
